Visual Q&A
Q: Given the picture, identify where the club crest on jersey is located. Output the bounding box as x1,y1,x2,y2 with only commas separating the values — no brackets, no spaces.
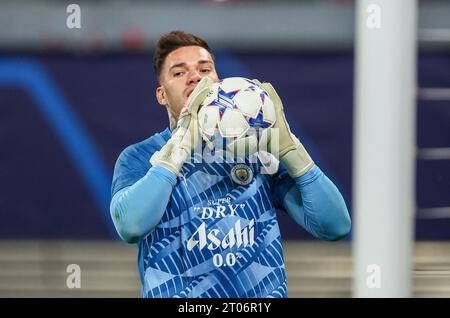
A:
231,164,253,186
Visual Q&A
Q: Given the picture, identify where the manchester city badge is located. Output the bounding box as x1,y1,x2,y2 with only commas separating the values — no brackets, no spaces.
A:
231,164,253,186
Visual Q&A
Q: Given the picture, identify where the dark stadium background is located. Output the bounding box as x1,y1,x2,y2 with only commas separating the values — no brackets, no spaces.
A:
1,51,448,240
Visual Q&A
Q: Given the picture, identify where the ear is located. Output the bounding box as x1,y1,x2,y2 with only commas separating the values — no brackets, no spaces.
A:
156,86,167,106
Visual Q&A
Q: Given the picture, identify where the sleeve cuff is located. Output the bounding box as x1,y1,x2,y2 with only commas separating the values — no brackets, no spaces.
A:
294,165,322,187
150,165,178,186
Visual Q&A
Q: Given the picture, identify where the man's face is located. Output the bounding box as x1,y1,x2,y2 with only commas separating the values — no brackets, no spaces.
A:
156,45,219,119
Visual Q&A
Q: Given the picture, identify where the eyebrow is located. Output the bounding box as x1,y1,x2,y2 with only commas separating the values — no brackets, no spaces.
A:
169,60,213,71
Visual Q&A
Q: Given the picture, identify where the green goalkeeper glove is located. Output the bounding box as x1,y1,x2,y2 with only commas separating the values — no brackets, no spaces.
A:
258,81,315,178
151,77,214,175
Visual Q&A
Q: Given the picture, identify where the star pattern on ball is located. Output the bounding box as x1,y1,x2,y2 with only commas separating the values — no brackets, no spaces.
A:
198,77,276,142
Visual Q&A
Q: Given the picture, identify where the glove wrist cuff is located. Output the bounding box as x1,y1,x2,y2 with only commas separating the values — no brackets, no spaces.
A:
151,144,189,175
280,146,315,178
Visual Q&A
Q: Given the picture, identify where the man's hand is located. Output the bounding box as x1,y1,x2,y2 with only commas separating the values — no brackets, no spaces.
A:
258,81,315,177
151,77,214,175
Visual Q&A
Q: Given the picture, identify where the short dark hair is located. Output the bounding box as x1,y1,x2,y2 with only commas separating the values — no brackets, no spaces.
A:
153,31,214,81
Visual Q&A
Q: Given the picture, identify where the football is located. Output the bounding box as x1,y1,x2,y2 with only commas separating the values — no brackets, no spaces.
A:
198,77,276,156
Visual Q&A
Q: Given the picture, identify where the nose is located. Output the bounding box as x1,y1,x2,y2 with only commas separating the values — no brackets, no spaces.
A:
187,70,202,86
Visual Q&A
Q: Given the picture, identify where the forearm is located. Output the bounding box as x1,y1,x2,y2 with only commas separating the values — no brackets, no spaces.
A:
110,165,176,243
282,165,351,240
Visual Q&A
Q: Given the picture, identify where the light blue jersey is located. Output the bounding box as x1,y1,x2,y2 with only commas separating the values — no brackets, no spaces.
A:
111,128,351,298
112,128,294,297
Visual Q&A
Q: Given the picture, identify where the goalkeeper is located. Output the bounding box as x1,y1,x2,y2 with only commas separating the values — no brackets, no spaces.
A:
110,31,351,298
